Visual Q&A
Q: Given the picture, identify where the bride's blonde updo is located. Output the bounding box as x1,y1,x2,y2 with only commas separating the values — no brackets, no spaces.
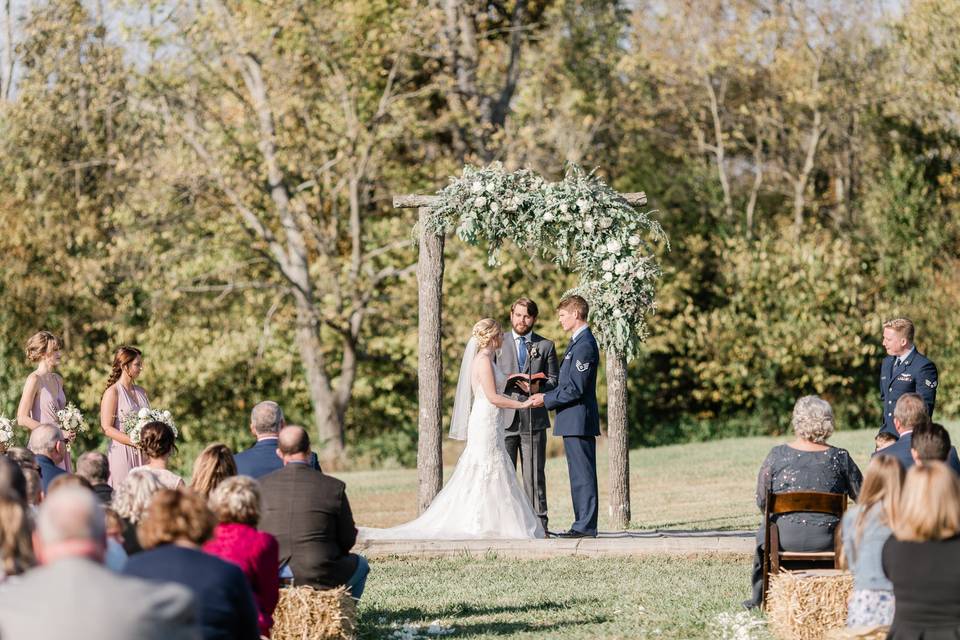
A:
472,318,502,349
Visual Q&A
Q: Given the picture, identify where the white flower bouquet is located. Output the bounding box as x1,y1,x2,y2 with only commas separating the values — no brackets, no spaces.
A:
121,407,178,447
56,403,89,439
0,415,15,448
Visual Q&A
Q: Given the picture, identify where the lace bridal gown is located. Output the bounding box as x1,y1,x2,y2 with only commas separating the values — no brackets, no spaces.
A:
360,365,545,540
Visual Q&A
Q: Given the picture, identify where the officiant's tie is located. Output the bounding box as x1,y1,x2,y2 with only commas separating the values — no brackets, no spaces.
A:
517,337,529,370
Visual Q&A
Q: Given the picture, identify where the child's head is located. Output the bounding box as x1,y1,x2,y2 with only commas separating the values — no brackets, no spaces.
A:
875,432,897,451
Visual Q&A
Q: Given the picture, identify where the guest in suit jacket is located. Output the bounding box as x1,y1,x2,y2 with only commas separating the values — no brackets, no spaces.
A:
124,489,259,640
234,401,319,478
259,426,370,598
883,462,960,639
28,424,66,494
873,393,928,470
494,297,559,532
77,451,114,504
532,295,600,538
911,422,960,475
0,487,197,640
879,318,937,438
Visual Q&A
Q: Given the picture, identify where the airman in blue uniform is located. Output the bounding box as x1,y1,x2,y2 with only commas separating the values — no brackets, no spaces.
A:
879,318,938,439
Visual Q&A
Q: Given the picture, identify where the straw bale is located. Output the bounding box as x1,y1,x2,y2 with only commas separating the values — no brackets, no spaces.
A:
824,626,888,640
767,570,854,640
272,586,358,640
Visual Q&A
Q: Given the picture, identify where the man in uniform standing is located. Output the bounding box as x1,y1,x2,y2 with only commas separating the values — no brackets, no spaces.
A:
879,317,938,439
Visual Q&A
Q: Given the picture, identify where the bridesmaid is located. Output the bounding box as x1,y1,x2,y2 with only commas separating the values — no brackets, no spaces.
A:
17,331,73,472
99,346,149,487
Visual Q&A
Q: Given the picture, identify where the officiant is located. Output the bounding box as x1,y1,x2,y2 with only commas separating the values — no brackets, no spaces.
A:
495,297,559,533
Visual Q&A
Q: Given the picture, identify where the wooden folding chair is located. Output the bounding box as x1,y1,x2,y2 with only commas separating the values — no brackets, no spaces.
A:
760,490,847,608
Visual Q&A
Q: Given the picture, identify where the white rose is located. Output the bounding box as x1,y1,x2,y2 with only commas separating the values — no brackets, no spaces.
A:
543,212,555,222
471,181,483,193
603,272,614,282
163,410,172,421
138,408,149,418
576,198,592,213
615,262,629,275
614,309,623,318
600,217,613,229
559,203,569,213
583,220,595,233
561,213,572,222
474,197,487,208
628,235,641,246
606,239,622,254
602,258,614,271
490,202,500,213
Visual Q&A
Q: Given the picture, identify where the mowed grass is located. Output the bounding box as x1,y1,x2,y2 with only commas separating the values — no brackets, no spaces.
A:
359,554,770,640
338,427,918,532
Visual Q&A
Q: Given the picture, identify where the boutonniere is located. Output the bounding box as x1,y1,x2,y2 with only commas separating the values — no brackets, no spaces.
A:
528,344,541,360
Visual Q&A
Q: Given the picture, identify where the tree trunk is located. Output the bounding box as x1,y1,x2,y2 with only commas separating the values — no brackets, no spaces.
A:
606,351,631,530
417,207,445,513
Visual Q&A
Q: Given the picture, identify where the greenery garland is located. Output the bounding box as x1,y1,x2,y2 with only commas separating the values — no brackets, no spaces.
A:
427,163,669,360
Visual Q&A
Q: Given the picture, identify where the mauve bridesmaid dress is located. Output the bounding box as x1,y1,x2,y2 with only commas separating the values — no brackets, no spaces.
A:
106,383,149,488
29,375,72,473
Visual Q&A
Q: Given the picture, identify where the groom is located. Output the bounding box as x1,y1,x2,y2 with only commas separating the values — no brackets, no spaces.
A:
495,297,559,533
531,295,599,538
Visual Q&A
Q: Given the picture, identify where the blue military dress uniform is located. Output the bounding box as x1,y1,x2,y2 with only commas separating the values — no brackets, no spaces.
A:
879,348,938,438
543,326,600,536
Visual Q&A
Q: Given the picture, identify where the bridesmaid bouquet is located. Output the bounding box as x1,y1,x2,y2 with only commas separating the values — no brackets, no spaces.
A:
121,407,178,446
56,403,89,440
0,415,15,451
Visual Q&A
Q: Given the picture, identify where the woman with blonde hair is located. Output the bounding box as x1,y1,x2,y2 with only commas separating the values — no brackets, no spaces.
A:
883,462,960,638
112,468,162,555
841,455,904,627
362,318,544,540
99,346,149,487
190,443,237,498
17,331,73,471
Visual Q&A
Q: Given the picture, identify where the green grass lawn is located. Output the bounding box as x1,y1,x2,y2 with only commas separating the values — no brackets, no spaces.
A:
359,554,770,640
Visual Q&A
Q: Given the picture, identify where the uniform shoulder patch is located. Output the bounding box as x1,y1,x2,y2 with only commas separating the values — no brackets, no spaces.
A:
925,379,938,389
576,360,590,372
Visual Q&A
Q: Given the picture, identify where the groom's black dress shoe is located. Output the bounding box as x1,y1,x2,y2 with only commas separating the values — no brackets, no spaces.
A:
556,529,592,539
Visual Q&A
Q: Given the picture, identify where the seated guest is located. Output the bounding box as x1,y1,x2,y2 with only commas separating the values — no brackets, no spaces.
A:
0,487,197,640
235,401,318,478
841,455,903,627
260,427,369,599
112,468,162,555
910,422,960,474
873,393,928,470
204,476,280,637
124,489,259,640
745,395,862,608
5,446,39,473
190,443,237,498
875,431,897,452
27,424,66,493
0,454,28,504
131,422,184,490
883,462,960,638
0,458,34,580
46,473,127,571
23,466,42,507
77,451,114,503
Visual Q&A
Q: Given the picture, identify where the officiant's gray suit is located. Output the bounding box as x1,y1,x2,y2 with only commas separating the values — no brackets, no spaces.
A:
495,331,559,531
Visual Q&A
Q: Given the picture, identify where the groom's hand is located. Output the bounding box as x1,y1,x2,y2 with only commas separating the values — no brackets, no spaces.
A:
528,393,545,408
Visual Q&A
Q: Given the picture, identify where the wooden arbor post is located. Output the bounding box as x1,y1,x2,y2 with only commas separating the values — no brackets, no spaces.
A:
394,191,647,528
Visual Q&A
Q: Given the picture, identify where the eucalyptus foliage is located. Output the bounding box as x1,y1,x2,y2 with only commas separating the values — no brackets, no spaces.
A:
427,163,669,359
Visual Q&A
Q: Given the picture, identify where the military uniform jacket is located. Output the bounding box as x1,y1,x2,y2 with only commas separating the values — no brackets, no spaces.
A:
495,331,559,433
879,348,938,437
543,327,600,437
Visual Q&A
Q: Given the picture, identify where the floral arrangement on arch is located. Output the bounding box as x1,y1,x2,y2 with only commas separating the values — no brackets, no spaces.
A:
121,408,178,447
427,163,668,358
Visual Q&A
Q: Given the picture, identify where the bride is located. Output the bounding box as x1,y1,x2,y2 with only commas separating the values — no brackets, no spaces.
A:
361,318,545,540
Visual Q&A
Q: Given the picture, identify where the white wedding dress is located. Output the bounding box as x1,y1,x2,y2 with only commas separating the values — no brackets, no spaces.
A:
360,364,545,540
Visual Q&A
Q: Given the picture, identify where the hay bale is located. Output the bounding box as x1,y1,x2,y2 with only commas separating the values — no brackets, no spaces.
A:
767,569,854,640
272,586,358,640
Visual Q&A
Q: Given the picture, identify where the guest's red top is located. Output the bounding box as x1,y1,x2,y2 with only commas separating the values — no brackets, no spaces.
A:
203,522,280,637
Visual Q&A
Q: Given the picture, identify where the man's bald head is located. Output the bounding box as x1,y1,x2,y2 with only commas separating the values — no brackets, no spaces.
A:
277,426,311,464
